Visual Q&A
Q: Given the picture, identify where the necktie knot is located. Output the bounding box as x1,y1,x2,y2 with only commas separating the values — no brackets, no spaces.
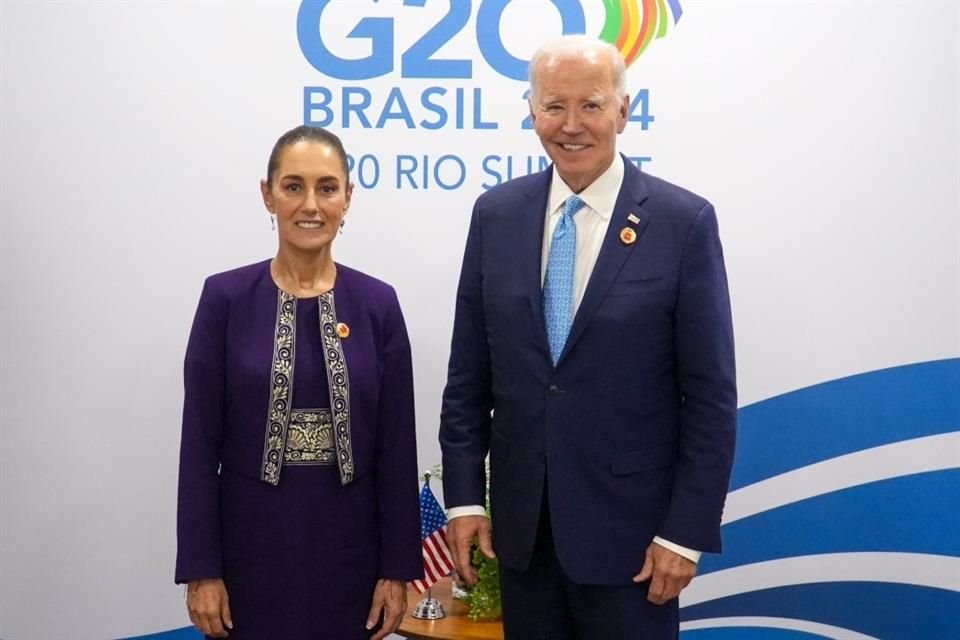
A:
563,196,585,219
543,196,584,365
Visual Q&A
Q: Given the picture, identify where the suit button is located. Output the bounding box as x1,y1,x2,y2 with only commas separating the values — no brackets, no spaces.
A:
548,384,561,395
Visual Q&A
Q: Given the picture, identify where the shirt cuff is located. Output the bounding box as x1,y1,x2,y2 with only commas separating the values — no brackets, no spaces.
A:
653,536,701,564
447,505,488,519
446,512,699,562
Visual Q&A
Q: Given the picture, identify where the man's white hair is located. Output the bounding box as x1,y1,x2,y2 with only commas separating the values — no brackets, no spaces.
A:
528,35,627,103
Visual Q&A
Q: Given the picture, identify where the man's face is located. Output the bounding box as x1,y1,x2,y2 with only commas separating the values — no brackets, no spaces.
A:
530,54,628,193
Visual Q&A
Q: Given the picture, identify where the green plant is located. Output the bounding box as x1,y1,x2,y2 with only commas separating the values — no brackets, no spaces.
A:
466,456,500,621
466,543,501,620
426,460,501,620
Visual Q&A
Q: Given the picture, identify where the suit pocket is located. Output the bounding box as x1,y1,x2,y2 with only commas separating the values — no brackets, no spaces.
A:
483,293,534,345
606,276,666,297
610,443,676,476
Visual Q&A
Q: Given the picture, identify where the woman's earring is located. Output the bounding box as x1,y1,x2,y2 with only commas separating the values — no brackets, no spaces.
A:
270,214,276,231
339,220,345,235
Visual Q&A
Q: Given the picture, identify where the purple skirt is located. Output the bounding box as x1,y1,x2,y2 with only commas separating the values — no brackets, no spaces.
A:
217,465,382,639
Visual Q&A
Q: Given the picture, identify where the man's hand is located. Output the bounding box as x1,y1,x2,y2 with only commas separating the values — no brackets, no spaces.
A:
447,515,495,586
632,542,697,605
186,578,232,637
366,578,407,640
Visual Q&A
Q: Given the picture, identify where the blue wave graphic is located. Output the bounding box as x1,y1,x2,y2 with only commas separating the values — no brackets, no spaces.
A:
731,359,959,489
117,629,200,640
681,582,959,640
683,630,827,640
682,358,960,639
702,468,960,574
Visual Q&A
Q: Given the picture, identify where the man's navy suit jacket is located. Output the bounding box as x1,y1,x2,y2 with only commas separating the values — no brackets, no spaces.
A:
440,156,737,586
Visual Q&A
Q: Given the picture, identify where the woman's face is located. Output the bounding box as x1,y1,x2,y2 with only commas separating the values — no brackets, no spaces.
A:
261,141,353,254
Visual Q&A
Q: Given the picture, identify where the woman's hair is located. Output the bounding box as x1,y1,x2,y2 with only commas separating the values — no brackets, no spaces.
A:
266,125,349,185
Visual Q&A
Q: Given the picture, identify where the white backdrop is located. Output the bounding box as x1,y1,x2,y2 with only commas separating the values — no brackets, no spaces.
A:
1,1,958,639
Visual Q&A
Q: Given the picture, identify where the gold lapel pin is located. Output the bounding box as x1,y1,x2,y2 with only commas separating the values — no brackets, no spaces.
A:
620,227,637,245
336,322,350,339
627,213,641,224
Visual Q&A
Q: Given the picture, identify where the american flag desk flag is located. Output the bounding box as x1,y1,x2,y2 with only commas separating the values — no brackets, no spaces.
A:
411,478,456,594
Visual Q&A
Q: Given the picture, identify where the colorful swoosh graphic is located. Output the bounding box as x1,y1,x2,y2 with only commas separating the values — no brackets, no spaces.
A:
599,0,683,67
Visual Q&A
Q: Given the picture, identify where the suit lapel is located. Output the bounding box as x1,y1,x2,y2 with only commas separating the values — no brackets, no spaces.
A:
518,171,553,359
559,160,650,364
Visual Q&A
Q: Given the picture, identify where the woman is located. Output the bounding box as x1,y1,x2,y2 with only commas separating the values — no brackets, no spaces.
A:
175,126,422,639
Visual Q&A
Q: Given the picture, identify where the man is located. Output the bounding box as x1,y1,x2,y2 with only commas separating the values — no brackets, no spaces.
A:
439,36,736,638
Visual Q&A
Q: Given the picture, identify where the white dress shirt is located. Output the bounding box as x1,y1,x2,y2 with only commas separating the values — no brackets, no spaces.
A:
448,156,701,564
539,153,623,304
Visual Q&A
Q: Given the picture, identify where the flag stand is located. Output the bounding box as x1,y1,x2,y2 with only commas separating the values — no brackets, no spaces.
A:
412,584,446,620
411,471,447,620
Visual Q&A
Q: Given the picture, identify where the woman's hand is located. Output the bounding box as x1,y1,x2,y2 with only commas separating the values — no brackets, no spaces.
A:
366,578,407,640
186,578,233,638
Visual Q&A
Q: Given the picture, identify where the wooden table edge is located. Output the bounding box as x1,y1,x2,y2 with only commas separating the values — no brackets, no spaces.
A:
397,577,504,640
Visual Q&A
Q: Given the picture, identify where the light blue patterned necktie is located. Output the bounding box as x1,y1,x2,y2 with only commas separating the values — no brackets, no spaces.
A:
543,195,585,364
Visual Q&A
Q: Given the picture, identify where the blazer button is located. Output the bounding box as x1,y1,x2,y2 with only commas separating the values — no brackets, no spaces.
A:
548,384,561,395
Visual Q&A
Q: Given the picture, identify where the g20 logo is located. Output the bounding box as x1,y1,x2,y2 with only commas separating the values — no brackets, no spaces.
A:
297,0,683,81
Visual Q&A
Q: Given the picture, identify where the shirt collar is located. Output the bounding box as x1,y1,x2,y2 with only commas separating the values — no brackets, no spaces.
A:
547,154,625,221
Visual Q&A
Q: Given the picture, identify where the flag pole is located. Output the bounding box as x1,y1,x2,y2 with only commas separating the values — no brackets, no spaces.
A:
412,470,447,620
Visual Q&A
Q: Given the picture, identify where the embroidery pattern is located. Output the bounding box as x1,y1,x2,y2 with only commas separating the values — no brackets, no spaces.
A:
261,291,296,485
284,409,335,464
319,291,354,485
